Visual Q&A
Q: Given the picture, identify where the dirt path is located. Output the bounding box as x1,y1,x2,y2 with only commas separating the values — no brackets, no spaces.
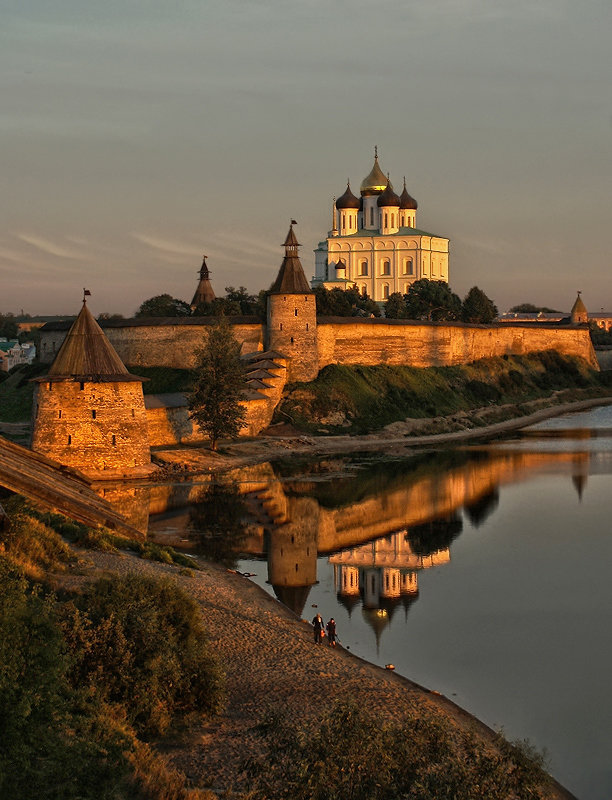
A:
56,548,578,799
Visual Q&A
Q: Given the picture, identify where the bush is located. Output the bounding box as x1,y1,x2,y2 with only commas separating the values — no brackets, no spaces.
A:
246,699,550,800
61,573,225,735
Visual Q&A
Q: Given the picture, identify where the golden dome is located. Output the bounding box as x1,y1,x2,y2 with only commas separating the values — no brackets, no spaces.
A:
360,153,388,196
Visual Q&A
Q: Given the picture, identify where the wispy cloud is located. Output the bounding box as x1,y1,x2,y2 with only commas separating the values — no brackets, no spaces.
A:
131,232,202,258
16,233,87,260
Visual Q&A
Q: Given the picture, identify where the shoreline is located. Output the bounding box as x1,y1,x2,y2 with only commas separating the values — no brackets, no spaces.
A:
56,547,579,800
151,392,612,475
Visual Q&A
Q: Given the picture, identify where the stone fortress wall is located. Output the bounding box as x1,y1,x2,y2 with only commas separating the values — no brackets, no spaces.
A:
39,317,596,372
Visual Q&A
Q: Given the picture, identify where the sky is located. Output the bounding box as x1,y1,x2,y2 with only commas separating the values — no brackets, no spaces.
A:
1,0,611,317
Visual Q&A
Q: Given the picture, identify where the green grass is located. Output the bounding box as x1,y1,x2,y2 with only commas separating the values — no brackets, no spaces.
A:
276,351,612,434
0,364,45,422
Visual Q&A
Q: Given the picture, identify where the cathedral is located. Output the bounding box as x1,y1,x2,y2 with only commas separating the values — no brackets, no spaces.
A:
312,149,450,301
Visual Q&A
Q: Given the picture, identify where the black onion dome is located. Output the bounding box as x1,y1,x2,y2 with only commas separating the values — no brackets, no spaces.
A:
336,181,360,210
400,179,418,210
377,180,400,207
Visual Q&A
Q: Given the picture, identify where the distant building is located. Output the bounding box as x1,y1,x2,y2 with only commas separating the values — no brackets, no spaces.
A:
312,149,450,300
0,339,36,372
191,255,216,310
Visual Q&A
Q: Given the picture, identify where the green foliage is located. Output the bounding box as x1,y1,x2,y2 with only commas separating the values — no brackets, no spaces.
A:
0,362,46,422
387,279,462,321
193,286,267,320
125,365,194,394
314,286,381,317
509,303,560,313
135,294,192,318
188,319,247,450
247,699,550,800
0,560,134,799
0,312,18,339
61,573,225,736
277,352,605,434
461,286,498,323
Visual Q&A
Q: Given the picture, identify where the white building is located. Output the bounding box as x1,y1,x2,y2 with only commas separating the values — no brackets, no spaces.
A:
0,339,36,372
312,150,450,302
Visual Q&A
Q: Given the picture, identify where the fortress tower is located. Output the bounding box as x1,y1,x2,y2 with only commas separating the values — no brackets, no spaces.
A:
570,292,588,325
267,223,318,382
31,296,151,478
313,149,449,301
191,255,216,310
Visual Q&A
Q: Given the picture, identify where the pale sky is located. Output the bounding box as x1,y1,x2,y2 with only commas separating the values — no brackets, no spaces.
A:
1,0,611,317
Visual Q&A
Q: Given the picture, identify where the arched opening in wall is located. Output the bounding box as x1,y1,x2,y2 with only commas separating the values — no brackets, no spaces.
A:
369,208,374,226
381,259,391,276
383,284,390,300
359,259,368,276
403,258,414,275
391,213,395,228
384,213,388,228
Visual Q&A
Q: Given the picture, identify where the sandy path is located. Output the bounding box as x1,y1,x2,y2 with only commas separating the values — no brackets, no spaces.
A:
57,548,577,799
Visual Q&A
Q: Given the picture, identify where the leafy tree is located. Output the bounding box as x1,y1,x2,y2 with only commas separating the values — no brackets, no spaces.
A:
188,319,247,450
404,279,462,321
193,297,242,316
461,286,498,323
314,286,380,317
135,294,191,317
509,303,560,313
384,292,410,319
97,312,124,320
0,313,18,339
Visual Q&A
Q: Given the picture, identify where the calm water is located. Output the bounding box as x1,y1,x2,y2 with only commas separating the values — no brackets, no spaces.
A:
231,407,612,800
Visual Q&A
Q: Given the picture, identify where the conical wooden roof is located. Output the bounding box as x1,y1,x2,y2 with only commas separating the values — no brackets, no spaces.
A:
269,223,312,294
47,301,138,381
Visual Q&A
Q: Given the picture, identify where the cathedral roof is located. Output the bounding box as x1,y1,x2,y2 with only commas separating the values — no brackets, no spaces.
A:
377,179,400,208
336,181,360,210
44,300,142,382
360,152,388,196
269,223,312,294
399,178,418,210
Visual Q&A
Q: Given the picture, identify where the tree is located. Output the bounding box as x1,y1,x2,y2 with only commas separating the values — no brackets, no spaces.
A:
193,297,242,316
135,294,191,317
461,286,498,323
0,313,18,339
188,319,247,450
314,286,380,317
384,292,410,319
509,303,560,313
404,279,462,321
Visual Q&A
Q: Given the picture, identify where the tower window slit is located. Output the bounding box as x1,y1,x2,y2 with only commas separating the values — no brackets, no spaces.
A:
295,563,299,573
92,410,96,419
79,382,84,390
294,308,298,316
290,336,294,344
112,435,116,446
58,410,62,419
67,435,71,445
306,323,309,331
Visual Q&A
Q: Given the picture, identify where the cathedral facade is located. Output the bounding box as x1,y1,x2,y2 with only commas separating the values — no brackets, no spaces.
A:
313,150,449,301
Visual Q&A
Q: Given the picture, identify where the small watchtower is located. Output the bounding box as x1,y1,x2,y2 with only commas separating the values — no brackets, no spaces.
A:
267,222,318,382
30,293,151,478
191,255,216,310
570,291,588,325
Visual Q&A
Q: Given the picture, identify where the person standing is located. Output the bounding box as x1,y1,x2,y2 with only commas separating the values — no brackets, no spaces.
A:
326,617,337,647
312,613,324,644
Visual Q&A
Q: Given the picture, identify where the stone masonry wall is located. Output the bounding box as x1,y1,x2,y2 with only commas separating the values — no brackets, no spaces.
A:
31,380,151,476
39,319,265,367
316,319,597,371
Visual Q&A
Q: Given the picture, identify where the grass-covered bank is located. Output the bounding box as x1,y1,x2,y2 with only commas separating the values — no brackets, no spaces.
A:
275,351,612,435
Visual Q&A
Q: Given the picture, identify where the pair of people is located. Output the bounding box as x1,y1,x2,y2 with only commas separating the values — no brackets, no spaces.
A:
312,613,337,647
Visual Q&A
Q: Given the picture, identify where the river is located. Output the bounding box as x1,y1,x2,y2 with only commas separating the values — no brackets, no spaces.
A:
146,404,612,800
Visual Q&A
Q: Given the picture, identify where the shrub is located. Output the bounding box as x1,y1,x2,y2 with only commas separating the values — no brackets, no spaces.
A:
61,573,225,735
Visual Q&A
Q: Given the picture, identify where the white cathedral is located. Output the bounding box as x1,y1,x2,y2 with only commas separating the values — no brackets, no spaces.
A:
312,149,450,302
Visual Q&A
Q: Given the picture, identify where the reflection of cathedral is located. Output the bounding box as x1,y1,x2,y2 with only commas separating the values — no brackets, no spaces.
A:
331,529,450,607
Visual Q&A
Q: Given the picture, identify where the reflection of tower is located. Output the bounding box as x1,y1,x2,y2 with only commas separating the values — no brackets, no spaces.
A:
571,455,589,501
267,496,319,617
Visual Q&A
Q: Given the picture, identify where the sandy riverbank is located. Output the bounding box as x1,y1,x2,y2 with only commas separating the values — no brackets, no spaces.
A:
54,547,578,799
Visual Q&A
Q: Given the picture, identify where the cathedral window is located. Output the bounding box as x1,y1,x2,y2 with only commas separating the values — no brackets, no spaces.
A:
369,208,374,226
381,259,391,276
384,213,388,228
342,214,345,228
383,284,390,300
391,214,395,228
403,258,414,275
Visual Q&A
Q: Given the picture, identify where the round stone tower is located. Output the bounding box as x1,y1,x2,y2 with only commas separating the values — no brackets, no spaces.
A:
31,296,151,478
267,222,318,382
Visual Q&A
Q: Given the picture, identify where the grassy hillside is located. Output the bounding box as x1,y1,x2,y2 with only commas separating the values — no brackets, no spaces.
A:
275,351,612,434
